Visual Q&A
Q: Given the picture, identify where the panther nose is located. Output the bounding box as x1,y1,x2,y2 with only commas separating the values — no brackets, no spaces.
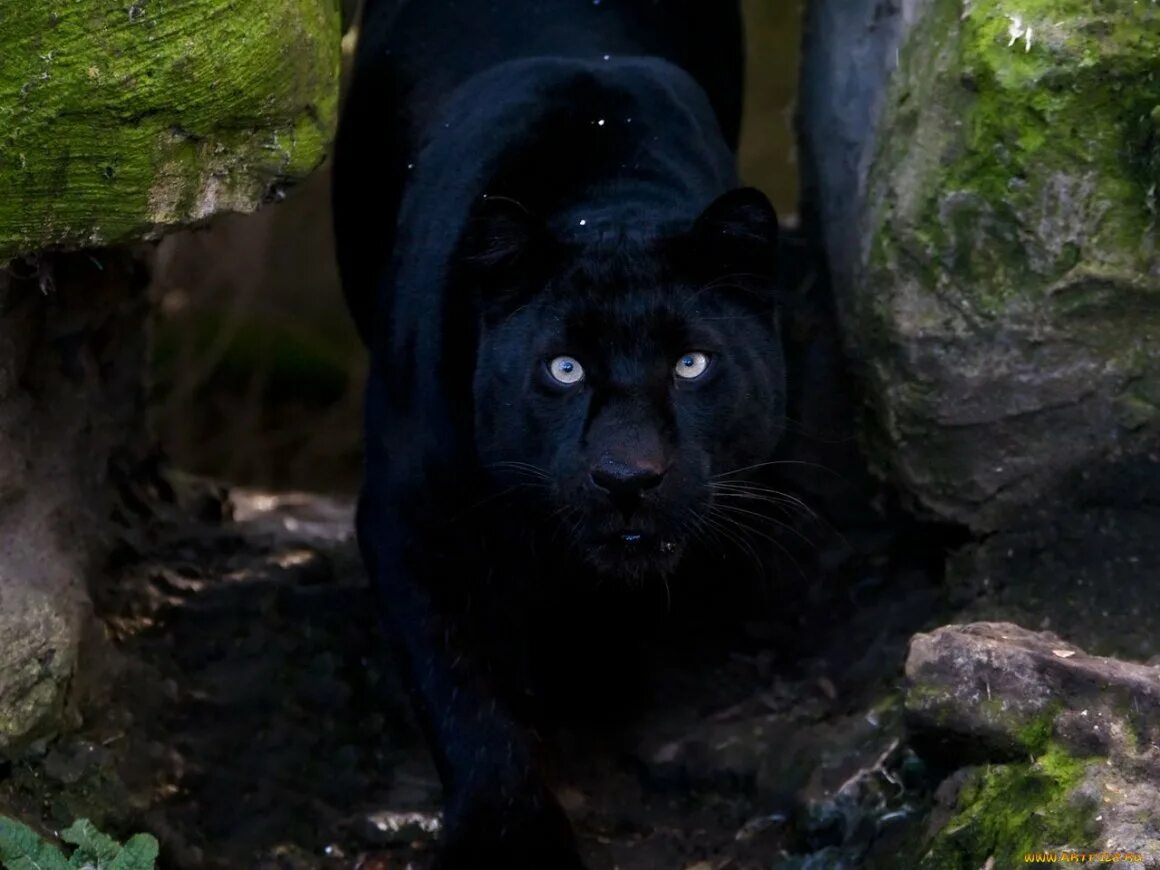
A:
590,459,667,504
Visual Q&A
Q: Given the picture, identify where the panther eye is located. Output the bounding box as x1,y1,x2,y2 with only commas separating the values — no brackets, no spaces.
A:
674,351,711,380
547,355,585,385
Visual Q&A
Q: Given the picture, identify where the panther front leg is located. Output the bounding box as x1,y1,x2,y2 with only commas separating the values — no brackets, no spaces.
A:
356,493,587,870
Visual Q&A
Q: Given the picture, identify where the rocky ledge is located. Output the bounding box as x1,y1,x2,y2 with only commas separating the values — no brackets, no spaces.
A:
905,622,1160,868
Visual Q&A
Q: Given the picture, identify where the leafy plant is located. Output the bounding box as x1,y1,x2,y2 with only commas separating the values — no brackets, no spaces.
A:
0,816,158,870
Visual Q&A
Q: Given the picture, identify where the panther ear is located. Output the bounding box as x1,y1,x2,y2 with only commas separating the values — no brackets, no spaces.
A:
463,195,555,272
460,195,553,318
690,187,779,281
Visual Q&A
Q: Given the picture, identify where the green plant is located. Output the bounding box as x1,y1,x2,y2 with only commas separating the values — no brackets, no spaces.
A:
0,816,158,870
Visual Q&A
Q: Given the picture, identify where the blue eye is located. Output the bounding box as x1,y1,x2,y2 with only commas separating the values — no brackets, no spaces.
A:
547,355,585,385
674,352,710,380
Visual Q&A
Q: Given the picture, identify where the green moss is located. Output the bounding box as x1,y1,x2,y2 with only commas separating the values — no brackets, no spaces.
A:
920,746,1100,869
0,0,341,262
1014,705,1060,756
869,0,1160,314
947,0,1160,277
1125,103,1160,193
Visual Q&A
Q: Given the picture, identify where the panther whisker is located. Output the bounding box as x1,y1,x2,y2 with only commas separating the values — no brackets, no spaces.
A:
704,505,807,582
710,479,810,499
711,458,843,480
709,501,818,552
710,493,807,523
546,503,582,549
710,481,818,517
710,481,803,497
484,460,553,484
693,507,769,585
709,481,854,553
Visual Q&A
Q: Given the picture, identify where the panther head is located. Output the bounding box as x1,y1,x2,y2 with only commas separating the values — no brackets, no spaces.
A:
465,188,786,581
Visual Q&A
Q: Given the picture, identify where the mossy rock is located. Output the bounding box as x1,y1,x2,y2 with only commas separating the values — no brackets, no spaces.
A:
902,623,1160,867
801,0,1160,529
917,747,1101,869
0,0,341,262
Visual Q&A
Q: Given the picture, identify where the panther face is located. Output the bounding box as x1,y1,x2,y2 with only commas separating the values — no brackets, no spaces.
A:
467,188,786,581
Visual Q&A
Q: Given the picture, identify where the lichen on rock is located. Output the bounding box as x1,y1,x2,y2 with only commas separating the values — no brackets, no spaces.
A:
0,0,341,263
800,0,1160,529
903,623,1160,867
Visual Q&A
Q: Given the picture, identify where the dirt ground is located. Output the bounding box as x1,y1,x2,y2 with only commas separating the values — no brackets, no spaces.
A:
1,473,1154,869
0,477,940,870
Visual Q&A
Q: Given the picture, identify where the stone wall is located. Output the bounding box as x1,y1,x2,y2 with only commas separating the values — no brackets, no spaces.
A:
799,0,1160,530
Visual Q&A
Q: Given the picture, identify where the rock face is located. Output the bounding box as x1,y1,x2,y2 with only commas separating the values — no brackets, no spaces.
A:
906,622,1160,760
0,1,340,262
945,501,1160,662
904,623,1160,867
0,0,341,753
0,252,150,752
799,0,1160,529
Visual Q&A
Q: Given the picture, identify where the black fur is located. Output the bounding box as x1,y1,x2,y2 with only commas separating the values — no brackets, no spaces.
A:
332,2,789,866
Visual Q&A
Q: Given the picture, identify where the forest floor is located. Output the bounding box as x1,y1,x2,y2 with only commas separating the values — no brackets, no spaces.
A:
0,478,1155,869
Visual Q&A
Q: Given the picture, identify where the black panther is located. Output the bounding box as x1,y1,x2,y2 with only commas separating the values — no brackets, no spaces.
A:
332,1,793,865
